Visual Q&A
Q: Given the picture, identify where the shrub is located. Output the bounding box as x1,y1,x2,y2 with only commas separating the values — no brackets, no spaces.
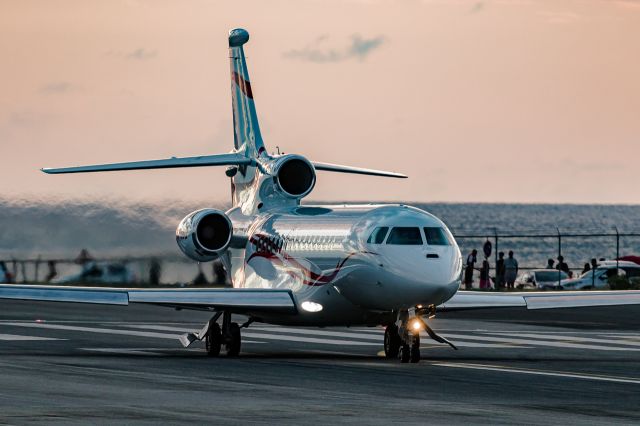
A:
608,275,636,290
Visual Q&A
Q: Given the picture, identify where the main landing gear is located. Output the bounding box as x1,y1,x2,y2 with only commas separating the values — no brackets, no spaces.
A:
384,306,458,364
179,311,249,357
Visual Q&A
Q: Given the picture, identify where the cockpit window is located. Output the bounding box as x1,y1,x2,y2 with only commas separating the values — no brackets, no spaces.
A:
386,227,423,245
367,226,389,244
423,227,451,245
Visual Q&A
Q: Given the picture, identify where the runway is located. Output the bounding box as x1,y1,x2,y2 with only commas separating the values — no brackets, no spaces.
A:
1,300,639,424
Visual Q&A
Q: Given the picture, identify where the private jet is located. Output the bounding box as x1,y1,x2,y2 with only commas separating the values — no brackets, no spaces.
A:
2,28,640,363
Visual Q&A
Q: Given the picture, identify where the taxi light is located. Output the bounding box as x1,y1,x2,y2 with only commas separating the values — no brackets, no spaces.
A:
301,301,323,313
410,318,423,331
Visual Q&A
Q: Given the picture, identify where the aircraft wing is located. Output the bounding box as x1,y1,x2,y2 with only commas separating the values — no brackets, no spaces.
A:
312,161,407,179
0,284,297,314
41,153,252,174
438,290,640,311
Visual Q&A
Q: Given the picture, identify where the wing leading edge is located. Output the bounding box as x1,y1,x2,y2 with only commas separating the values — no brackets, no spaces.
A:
0,285,297,314
41,153,252,174
438,290,640,311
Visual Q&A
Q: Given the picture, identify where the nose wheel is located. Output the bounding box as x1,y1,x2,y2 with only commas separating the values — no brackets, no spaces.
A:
384,325,401,358
385,306,456,364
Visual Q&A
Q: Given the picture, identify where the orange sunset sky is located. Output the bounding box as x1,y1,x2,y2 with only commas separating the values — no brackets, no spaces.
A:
1,0,639,204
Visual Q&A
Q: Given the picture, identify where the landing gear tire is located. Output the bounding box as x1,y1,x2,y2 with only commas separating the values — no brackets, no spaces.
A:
225,322,241,357
399,343,411,363
205,321,222,357
384,325,401,359
410,336,421,363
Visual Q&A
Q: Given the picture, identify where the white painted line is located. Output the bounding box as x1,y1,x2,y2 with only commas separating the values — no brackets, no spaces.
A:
441,332,640,351
251,326,383,341
241,331,379,346
430,341,529,348
488,332,640,348
122,325,199,333
79,348,163,356
127,324,384,342
432,362,640,385
0,333,64,341
2,322,181,340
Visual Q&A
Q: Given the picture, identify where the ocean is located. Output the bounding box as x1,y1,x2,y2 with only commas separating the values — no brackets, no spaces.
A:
1,199,639,281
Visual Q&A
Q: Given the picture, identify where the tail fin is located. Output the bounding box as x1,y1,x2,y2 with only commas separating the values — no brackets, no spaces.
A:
229,28,266,159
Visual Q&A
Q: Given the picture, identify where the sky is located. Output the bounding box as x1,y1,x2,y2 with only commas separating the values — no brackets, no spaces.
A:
1,0,640,205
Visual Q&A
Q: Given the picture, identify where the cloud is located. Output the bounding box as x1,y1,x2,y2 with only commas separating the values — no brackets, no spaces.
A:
538,11,584,24
126,48,157,60
106,48,158,61
284,34,385,63
38,82,76,95
469,2,484,14
613,0,640,10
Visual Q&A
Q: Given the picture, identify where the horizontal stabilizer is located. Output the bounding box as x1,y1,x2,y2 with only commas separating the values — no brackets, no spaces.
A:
42,153,252,174
312,161,407,179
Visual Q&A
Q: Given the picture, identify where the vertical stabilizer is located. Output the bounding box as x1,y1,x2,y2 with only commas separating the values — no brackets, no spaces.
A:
229,28,266,159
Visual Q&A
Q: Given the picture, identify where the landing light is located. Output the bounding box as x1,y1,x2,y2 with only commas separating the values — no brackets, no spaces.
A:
410,318,423,331
301,301,323,313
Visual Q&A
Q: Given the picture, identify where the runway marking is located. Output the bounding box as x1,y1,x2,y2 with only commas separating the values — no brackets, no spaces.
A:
241,331,380,346
428,341,529,348
127,324,384,341
1,322,182,340
441,332,640,351
0,333,64,341
79,348,164,356
245,326,386,341
431,362,640,385
487,332,640,348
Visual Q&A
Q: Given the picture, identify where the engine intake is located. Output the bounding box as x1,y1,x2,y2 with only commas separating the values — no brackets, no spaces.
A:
273,155,316,198
176,209,232,262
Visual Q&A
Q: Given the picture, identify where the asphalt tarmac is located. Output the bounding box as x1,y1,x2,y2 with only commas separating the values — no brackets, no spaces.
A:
1,300,639,425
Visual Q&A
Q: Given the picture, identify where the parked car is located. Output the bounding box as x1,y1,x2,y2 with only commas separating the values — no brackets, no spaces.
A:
515,269,569,290
52,261,137,285
560,260,640,290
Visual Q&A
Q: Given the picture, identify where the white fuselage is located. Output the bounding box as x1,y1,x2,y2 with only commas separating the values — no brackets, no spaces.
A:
226,204,463,326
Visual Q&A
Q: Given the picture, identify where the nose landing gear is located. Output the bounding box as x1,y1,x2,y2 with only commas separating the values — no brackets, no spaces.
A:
384,306,457,364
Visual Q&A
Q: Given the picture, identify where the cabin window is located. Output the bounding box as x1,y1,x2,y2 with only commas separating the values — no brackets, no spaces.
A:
386,227,423,245
367,226,389,244
423,227,451,245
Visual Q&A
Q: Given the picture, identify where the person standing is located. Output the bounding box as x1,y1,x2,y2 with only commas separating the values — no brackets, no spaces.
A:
479,258,491,290
0,261,7,284
504,250,519,290
464,249,478,290
556,256,569,274
495,252,505,291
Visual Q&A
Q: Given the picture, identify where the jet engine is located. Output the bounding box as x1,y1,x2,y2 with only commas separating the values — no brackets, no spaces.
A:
272,154,316,199
176,209,233,262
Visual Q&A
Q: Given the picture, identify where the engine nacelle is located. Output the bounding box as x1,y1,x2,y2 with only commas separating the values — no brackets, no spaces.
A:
272,154,316,199
176,209,233,262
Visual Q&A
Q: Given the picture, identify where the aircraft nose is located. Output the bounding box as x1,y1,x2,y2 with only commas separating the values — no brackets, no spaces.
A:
378,245,461,305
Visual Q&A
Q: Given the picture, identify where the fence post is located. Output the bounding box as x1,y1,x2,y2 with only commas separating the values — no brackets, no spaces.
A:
557,228,562,286
494,228,498,266
35,256,41,283
615,226,620,272
557,227,562,259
